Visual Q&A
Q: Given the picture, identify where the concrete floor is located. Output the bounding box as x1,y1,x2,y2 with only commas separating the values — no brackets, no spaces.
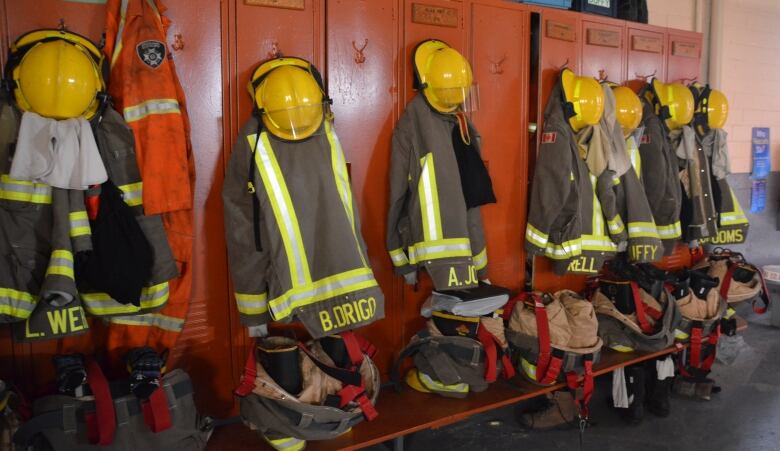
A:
388,305,780,451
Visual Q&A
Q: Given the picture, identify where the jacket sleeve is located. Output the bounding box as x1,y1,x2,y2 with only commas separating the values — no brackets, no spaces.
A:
223,129,272,326
596,170,627,245
40,188,78,305
524,125,574,255
386,127,415,275
68,189,92,254
467,207,489,279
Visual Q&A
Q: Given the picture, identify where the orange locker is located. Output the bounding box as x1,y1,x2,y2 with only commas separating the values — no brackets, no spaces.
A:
625,23,666,91
580,17,626,83
467,0,529,292
325,0,402,375
666,29,702,84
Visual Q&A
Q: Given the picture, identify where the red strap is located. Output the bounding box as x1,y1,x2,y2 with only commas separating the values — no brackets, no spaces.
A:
355,393,379,421
531,294,553,384
337,384,378,421
234,348,258,397
340,332,365,368
631,282,654,334
538,355,563,385
353,333,377,359
85,185,100,220
86,361,116,446
754,269,770,314
501,293,524,322
501,353,516,380
476,325,499,383
701,325,720,372
689,327,702,369
644,305,663,321
565,357,594,418
720,263,736,301
142,388,173,433
85,413,98,444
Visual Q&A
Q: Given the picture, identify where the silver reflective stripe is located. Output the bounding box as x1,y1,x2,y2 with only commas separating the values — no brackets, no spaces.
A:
111,0,130,67
419,156,440,241
111,313,184,332
0,288,37,317
267,437,305,450
255,135,309,287
409,242,471,261
123,99,181,123
418,372,467,393
271,270,375,318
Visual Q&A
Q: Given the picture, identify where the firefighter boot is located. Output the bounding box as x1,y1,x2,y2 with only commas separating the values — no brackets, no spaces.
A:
518,390,577,430
647,376,673,417
614,365,646,424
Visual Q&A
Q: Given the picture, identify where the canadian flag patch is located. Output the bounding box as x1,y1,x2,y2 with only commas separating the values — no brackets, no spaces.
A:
541,132,557,144
640,134,651,144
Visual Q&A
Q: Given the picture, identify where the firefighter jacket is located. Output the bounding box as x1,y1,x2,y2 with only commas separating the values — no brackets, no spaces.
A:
78,106,179,318
525,79,619,275
223,117,384,338
615,137,663,263
700,129,749,244
387,93,488,290
637,89,682,254
672,126,718,242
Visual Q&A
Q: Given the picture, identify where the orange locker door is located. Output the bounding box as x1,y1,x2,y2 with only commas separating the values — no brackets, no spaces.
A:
468,1,529,291
228,0,325,388
666,30,702,84
625,24,666,92
580,18,626,83
325,0,402,376
399,0,466,344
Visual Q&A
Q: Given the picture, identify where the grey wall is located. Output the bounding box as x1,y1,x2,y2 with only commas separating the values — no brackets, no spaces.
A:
715,172,780,268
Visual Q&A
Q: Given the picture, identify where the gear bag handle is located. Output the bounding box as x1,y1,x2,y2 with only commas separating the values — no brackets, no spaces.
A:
85,361,116,446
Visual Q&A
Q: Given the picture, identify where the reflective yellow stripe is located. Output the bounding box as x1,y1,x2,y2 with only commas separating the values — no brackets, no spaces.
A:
69,211,91,237
525,223,549,249
0,287,37,319
418,372,468,393
389,248,410,267
544,238,583,259
627,136,642,179
267,268,377,320
581,235,618,252
472,247,488,271
591,174,604,236
628,221,660,239
110,0,129,68
326,122,368,268
46,250,74,279
720,189,748,225
674,328,689,340
419,153,443,242
608,215,625,235
249,133,312,287
264,436,306,451
235,292,269,315
123,99,181,123
110,312,185,332
611,344,635,352
408,238,472,264
521,357,537,380
0,175,52,204
657,221,682,239
81,282,169,315
725,307,736,319
118,182,143,207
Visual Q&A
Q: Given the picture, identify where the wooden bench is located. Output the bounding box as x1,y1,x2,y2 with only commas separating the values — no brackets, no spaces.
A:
207,317,746,451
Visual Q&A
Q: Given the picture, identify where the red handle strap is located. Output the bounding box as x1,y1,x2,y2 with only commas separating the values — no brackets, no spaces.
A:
754,269,771,315
630,282,654,334
340,331,367,368
565,355,594,419
689,326,702,369
85,361,116,446
538,352,564,385
701,325,721,372
142,387,172,433
234,347,258,397
530,294,554,384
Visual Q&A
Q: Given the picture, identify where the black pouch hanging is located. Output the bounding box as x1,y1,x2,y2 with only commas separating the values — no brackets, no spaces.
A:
76,180,153,305
451,118,496,209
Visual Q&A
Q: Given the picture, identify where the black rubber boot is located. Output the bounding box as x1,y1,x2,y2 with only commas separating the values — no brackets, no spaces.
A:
612,365,646,424
646,368,673,417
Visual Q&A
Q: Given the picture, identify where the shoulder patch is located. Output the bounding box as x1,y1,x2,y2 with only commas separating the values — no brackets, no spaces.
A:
136,40,167,69
541,132,557,144
640,134,651,144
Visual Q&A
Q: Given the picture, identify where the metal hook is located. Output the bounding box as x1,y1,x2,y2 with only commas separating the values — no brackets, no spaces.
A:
352,39,368,64
556,58,570,71
679,76,697,85
268,41,282,59
634,69,657,82
489,54,506,75
597,69,609,83
57,18,67,32
172,34,185,52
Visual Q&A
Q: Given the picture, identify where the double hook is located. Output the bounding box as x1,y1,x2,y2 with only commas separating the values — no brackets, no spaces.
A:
635,69,657,82
352,39,368,64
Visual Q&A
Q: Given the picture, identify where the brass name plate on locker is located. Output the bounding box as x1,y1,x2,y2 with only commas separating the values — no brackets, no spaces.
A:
672,41,699,58
586,28,620,48
244,0,305,10
631,35,662,53
412,3,459,28
546,20,575,42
